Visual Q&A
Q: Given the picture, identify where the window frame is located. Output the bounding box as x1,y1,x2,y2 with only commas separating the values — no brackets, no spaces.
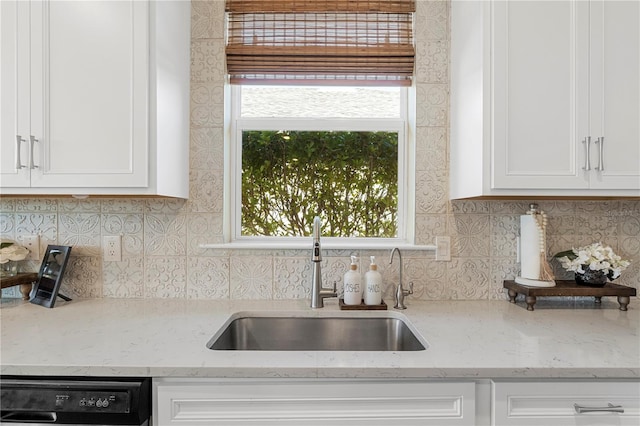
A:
225,84,416,247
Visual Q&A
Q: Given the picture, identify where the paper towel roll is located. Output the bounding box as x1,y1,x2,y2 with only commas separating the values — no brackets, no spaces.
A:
520,215,541,280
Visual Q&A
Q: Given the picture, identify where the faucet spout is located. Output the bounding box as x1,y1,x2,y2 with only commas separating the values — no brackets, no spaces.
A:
389,247,413,310
310,216,337,308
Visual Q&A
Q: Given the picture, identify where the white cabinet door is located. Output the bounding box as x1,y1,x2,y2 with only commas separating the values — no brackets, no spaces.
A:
588,0,640,190
1,0,189,197
0,0,30,188
29,0,148,188
492,380,640,426
450,0,640,198
492,0,590,190
154,379,476,426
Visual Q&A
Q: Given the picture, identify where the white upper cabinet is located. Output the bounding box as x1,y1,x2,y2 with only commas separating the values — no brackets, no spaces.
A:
0,0,190,197
588,0,640,191
450,0,640,198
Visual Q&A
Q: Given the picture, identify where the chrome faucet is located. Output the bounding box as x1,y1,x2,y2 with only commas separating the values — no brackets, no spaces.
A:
389,247,413,310
310,216,337,308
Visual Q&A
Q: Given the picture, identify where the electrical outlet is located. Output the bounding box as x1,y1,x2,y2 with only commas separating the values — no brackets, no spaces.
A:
435,236,451,261
22,235,40,260
103,235,122,262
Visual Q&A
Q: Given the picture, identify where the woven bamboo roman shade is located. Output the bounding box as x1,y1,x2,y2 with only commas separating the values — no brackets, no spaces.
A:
226,0,415,86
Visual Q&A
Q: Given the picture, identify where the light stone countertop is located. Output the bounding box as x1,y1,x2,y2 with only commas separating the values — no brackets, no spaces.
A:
0,297,638,379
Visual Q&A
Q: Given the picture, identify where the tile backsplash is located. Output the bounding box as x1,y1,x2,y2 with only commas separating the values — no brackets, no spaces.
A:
1,1,639,300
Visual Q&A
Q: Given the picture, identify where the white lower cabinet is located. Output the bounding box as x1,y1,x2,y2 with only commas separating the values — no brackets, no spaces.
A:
153,379,476,425
492,380,640,426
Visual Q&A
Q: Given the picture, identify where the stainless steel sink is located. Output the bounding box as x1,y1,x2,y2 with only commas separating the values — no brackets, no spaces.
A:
207,314,427,351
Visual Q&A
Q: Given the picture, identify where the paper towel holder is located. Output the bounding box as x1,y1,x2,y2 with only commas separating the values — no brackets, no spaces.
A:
515,203,556,288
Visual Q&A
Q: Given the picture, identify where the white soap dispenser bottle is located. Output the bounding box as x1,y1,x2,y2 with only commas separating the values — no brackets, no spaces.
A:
343,255,362,305
364,256,383,305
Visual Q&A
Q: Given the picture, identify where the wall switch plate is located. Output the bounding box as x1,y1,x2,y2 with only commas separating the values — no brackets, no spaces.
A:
103,235,122,262
435,236,451,261
22,235,40,260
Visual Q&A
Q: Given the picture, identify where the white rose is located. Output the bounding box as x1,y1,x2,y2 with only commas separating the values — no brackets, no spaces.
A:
0,244,29,263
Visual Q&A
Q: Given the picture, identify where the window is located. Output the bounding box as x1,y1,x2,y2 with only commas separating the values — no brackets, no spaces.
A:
230,85,412,242
224,0,416,245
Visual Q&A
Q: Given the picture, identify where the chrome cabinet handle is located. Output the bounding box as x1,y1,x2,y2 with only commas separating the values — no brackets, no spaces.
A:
29,135,39,169
15,135,27,169
574,403,624,414
595,136,605,171
582,137,591,171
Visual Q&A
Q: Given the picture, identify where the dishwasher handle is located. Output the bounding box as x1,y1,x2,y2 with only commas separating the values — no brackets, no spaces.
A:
1,411,57,423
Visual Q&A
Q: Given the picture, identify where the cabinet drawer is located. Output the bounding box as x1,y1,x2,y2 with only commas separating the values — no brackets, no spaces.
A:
492,380,640,426
154,379,475,426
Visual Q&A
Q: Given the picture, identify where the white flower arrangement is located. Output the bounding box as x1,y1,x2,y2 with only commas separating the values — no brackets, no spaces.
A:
555,242,630,280
0,241,30,264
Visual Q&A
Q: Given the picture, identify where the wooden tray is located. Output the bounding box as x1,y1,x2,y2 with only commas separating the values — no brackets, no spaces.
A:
0,272,38,301
503,280,636,311
339,298,388,310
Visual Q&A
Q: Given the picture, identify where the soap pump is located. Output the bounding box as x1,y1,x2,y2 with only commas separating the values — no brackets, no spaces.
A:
343,256,362,305
364,256,383,306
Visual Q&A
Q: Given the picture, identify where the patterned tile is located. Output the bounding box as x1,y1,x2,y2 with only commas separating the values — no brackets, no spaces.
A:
451,200,490,214
422,260,448,300
416,84,448,127
450,214,490,258
191,0,225,40
490,259,519,300
61,256,103,298
187,213,224,256
490,214,519,258
230,256,273,299
415,40,448,84
58,199,101,213
0,214,15,238
144,214,187,256
102,214,144,256
416,127,447,172
187,256,229,299
145,199,187,214
191,83,224,127
489,201,530,215
191,39,225,83
190,127,224,171
423,0,450,40
101,199,144,213
415,170,448,214
103,257,144,298
274,257,310,299
58,214,101,256
415,214,448,245
0,198,15,212
14,199,58,212
188,169,223,213
446,259,490,300
145,257,187,298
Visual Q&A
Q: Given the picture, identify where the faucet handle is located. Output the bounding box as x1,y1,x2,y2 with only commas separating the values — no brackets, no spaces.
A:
408,282,414,295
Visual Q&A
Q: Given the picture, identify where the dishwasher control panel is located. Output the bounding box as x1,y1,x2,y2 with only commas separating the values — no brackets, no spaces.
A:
0,376,150,425
2,388,131,413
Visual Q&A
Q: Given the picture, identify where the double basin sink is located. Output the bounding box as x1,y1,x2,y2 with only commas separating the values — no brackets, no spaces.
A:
207,312,427,351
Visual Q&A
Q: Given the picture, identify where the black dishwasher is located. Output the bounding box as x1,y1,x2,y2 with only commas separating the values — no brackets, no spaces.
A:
0,376,150,425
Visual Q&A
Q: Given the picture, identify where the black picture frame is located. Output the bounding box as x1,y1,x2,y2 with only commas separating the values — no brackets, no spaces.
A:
30,245,72,308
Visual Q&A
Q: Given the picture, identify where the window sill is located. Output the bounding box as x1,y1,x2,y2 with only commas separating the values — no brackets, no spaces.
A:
199,241,436,251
